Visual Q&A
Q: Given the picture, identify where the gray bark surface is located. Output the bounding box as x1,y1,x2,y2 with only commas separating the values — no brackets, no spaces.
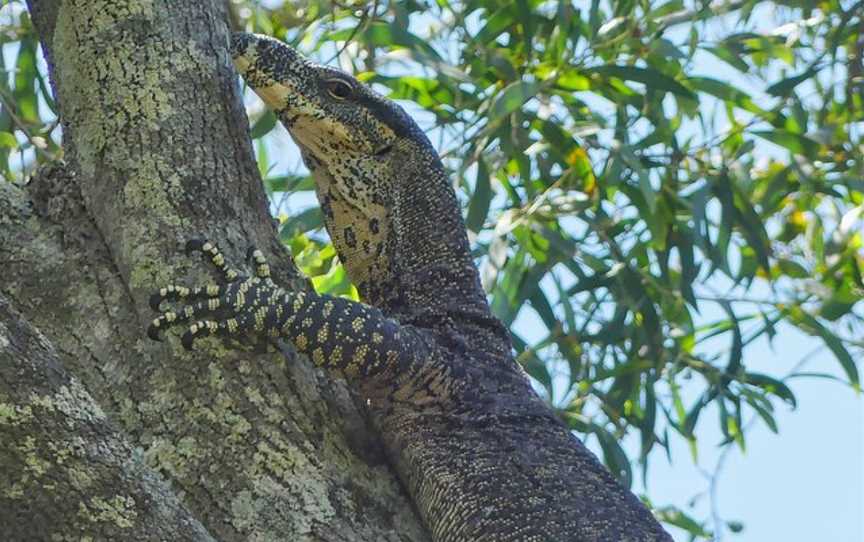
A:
1,1,429,540
0,294,215,541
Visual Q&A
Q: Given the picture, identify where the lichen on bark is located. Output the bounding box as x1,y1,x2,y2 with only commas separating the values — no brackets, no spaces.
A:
3,1,430,540
0,295,215,541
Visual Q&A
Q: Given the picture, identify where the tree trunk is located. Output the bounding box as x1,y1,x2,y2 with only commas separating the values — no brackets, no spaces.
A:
2,1,428,540
0,294,213,541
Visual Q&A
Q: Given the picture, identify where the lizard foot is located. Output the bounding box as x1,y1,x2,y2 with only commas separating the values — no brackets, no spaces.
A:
147,239,286,349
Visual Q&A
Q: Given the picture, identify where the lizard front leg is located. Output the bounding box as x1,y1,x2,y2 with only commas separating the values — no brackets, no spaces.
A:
147,239,415,379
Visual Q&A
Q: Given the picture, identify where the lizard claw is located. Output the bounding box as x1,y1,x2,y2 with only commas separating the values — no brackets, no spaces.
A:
185,238,206,255
149,292,164,311
147,321,163,341
246,245,271,279
181,330,196,350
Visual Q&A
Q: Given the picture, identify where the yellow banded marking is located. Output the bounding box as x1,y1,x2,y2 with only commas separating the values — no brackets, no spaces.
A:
354,344,369,364
317,324,329,343
312,348,325,366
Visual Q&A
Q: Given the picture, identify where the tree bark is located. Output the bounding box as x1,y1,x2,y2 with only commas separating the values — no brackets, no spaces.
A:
0,294,214,541
2,1,429,540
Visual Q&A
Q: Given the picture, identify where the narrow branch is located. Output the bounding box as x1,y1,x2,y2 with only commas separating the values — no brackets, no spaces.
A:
655,1,750,32
700,344,824,541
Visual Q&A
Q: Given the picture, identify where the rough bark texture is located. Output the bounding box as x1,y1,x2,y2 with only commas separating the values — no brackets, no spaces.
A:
1,1,429,540
0,295,214,541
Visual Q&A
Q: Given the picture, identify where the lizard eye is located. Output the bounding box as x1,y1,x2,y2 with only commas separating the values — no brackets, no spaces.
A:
325,78,353,100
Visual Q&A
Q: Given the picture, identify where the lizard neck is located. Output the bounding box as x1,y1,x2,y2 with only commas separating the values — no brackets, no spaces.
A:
386,152,487,316
312,144,508,353
379,149,512,358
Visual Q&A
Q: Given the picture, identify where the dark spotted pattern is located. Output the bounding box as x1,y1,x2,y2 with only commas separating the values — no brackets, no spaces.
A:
343,226,357,248
148,240,415,378
148,33,672,542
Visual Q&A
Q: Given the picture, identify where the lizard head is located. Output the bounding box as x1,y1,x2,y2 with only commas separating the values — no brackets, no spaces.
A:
230,33,439,299
230,33,482,316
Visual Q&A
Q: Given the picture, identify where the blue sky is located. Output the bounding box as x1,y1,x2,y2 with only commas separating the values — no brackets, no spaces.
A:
643,331,863,541
649,7,863,539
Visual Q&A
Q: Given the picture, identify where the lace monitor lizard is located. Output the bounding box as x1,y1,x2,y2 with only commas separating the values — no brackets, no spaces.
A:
148,32,672,542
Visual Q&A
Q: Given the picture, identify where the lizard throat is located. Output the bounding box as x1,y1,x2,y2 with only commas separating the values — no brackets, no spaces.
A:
309,166,395,306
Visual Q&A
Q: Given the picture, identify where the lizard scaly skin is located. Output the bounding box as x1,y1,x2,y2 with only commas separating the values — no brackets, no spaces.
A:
148,32,672,542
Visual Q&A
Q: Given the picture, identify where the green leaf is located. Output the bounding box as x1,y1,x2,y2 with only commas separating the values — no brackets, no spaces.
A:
655,506,712,538
745,372,797,407
555,69,592,91
616,145,656,214
13,38,39,123
311,263,351,296
777,259,809,279
250,110,277,139
766,64,823,97
528,288,558,331
745,392,779,433
819,298,857,321
687,77,767,116
264,175,314,194
719,301,743,380
474,6,515,44
788,309,860,388
466,158,492,233
279,207,323,239
651,38,686,60
255,139,270,178
676,230,699,308
359,22,444,62
490,81,542,121
710,175,772,276
684,395,706,438
752,130,820,158
589,65,696,100
0,132,17,149
640,383,657,460
592,424,633,488
381,75,460,108
703,45,750,72
515,0,533,53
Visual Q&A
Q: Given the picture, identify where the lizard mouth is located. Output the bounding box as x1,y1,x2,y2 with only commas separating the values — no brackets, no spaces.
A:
286,116,347,169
